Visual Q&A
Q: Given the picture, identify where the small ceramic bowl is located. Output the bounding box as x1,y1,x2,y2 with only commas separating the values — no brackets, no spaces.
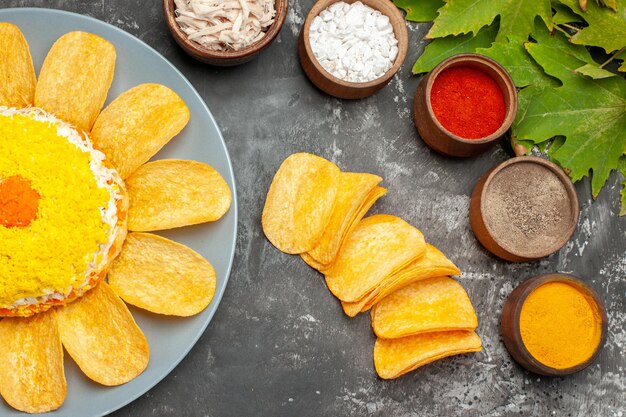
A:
298,0,408,99
413,53,517,157
501,273,607,376
163,0,288,66
469,156,579,262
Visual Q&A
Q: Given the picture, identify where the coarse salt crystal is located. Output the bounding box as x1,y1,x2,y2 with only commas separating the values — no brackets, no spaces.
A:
309,1,397,83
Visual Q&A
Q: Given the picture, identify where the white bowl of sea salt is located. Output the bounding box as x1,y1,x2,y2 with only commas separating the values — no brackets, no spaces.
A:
298,0,408,99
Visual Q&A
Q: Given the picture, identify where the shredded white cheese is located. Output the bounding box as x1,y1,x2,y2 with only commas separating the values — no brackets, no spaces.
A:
175,0,276,51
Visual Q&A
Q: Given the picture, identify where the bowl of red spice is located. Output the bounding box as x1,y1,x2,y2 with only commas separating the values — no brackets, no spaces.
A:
413,53,517,157
501,273,607,376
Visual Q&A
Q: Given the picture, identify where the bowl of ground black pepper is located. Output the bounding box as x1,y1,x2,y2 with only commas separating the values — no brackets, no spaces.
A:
413,53,517,157
469,156,579,262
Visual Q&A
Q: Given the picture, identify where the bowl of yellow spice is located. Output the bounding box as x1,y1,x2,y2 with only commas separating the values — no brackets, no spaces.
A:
501,273,607,376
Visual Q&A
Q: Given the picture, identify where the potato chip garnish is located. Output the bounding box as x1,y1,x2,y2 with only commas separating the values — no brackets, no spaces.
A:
56,282,149,386
126,159,231,231
302,185,387,271
371,277,478,338
108,232,216,316
0,23,36,108
324,214,426,302
305,172,382,265
374,331,482,379
0,310,66,413
341,244,461,317
34,31,115,132
91,83,190,179
262,153,340,254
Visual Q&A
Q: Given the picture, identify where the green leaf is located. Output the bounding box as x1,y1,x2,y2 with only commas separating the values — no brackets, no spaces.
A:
393,0,445,22
531,23,596,66
559,0,626,53
513,84,550,130
511,84,551,154
619,156,626,216
412,23,498,74
427,0,552,41
476,38,558,87
552,2,583,24
575,63,617,78
514,35,626,197
511,85,546,155
526,27,596,83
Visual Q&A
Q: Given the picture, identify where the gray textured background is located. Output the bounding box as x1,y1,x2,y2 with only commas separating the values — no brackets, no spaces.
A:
4,1,626,416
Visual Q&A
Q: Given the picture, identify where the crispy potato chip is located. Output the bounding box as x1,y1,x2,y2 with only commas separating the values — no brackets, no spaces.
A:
262,153,340,254
0,23,36,107
305,172,382,265
371,277,478,338
374,331,482,379
341,296,367,317
108,232,216,316
0,310,66,413
324,214,426,302
35,31,115,131
126,159,231,231
341,244,461,317
300,252,326,271
56,282,149,386
91,83,190,179
301,185,387,271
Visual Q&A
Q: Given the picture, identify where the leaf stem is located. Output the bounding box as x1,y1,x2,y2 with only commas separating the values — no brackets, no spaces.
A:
554,25,572,38
560,23,581,32
600,47,626,68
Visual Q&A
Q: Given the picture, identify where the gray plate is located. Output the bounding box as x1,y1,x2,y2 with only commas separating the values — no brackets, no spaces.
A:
0,8,237,417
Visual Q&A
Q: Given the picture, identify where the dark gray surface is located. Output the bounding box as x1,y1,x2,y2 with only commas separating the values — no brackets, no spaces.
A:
4,1,625,416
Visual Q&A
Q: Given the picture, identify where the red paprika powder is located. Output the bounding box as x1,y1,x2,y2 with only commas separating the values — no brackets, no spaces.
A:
430,66,506,139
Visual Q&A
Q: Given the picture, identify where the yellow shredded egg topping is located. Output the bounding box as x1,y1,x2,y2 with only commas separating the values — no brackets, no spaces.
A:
0,112,112,307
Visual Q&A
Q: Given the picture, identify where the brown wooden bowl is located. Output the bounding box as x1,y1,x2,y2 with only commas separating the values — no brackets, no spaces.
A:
163,0,288,66
298,0,408,99
469,156,579,262
413,53,517,157
501,273,607,376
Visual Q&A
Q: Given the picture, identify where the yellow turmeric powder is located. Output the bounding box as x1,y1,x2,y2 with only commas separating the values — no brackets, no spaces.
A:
519,282,602,369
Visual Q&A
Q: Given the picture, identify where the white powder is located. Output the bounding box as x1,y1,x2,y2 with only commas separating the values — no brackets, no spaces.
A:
309,1,398,83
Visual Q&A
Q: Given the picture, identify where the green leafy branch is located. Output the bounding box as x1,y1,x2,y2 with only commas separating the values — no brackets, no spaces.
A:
397,0,626,214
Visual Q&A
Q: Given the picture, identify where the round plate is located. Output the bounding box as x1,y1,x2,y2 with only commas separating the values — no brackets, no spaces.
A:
0,8,237,417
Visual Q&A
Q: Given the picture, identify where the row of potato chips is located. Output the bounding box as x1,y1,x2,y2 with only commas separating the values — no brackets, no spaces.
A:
262,153,481,379
371,277,482,378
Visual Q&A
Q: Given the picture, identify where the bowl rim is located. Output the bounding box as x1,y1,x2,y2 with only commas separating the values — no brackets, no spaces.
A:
501,273,607,376
423,53,518,144
163,0,288,60
300,0,408,88
478,156,579,259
